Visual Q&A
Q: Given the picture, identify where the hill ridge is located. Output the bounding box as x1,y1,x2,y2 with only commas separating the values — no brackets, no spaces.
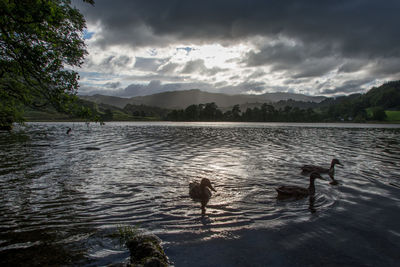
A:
79,89,326,109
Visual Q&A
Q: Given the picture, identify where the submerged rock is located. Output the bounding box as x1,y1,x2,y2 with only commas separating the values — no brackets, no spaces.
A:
125,234,169,267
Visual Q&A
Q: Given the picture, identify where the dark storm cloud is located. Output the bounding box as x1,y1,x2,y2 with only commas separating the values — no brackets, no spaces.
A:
290,59,339,78
243,41,340,77
118,80,163,97
338,60,367,73
85,55,132,70
76,0,400,58
319,79,373,95
104,81,121,89
247,70,266,80
157,62,179,74
181,59,226,76
134,57,168,72
218,81,267,95
181,60,207,74
245,43,306,67
73,0,400,96
369,59,400,76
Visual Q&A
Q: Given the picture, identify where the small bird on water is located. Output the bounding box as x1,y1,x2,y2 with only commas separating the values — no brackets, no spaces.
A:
276,172,325,199
301,158,343,185
189,178,216,214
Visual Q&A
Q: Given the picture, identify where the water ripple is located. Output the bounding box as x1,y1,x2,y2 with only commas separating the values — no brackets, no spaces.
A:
1,122,400,266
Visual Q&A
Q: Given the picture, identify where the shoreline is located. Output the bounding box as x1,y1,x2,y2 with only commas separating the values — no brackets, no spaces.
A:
22,119,400,124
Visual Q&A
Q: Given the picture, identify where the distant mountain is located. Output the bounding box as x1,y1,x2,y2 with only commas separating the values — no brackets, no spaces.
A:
260,92,326,103
79,94,133,109
80,89,326,109
317,80,400,110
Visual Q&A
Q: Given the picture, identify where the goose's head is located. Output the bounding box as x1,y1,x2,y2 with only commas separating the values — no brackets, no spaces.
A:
331,159,343,166
200,178,216,192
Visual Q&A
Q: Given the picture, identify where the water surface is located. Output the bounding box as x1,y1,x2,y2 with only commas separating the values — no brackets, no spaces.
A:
1,122,399,266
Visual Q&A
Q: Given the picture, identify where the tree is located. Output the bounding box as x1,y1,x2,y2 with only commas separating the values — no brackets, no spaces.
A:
185,104,200,121
231,104,241,121
0,0,94,129
101,109,113,121
370,106,387,121
201,102,219,120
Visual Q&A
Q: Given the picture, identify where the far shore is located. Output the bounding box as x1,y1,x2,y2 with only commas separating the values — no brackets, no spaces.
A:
22,119,400,125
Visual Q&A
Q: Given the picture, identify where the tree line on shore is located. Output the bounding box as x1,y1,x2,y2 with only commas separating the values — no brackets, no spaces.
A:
164,81,400,122
14,80,400,124
165,103,321,122
58,80,400,123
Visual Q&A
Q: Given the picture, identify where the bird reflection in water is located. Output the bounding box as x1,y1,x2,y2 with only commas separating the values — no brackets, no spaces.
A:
308,195,316,213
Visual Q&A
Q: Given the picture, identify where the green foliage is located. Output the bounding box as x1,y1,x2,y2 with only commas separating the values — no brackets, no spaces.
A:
385,110,400,121
123,103,169,119
166,102,224,121
166,81,400,123
369,106,387,121
0,0,95,127
22,98,170,122
114,225,139,247
167,102,321,122
319,81,400,122
365,81,400,109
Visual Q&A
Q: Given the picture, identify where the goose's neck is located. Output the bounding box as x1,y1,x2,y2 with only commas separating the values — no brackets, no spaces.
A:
328,165,335,180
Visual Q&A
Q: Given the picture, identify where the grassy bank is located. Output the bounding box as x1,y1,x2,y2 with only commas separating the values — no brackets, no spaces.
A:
385,110,400,122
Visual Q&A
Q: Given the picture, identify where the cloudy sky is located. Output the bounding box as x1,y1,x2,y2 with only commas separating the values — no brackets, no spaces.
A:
73,0,400,98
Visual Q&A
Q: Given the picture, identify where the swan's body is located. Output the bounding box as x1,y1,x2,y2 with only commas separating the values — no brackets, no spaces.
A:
276,172,324,199
301,159,342,185
189,178,216,214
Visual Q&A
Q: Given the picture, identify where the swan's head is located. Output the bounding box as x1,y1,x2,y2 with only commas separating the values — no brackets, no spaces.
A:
200,178,216,192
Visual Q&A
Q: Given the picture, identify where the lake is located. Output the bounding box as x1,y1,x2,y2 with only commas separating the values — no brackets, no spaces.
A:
1,122,399,266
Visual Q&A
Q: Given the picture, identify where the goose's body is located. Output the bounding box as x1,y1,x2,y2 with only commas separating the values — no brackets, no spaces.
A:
301,159,342,185
189,182,213,200
189,178,216,214
276,172,324,199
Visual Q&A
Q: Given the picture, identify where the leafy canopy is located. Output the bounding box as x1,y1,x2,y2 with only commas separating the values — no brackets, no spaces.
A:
0,0,94,127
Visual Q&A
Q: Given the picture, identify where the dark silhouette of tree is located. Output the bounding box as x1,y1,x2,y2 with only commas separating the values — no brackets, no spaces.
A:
101,109,113,121
370,106,387,121
201,102,222,121
165,82,399,122
231,104,241,121
0,0,95,129
185,104,200,121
